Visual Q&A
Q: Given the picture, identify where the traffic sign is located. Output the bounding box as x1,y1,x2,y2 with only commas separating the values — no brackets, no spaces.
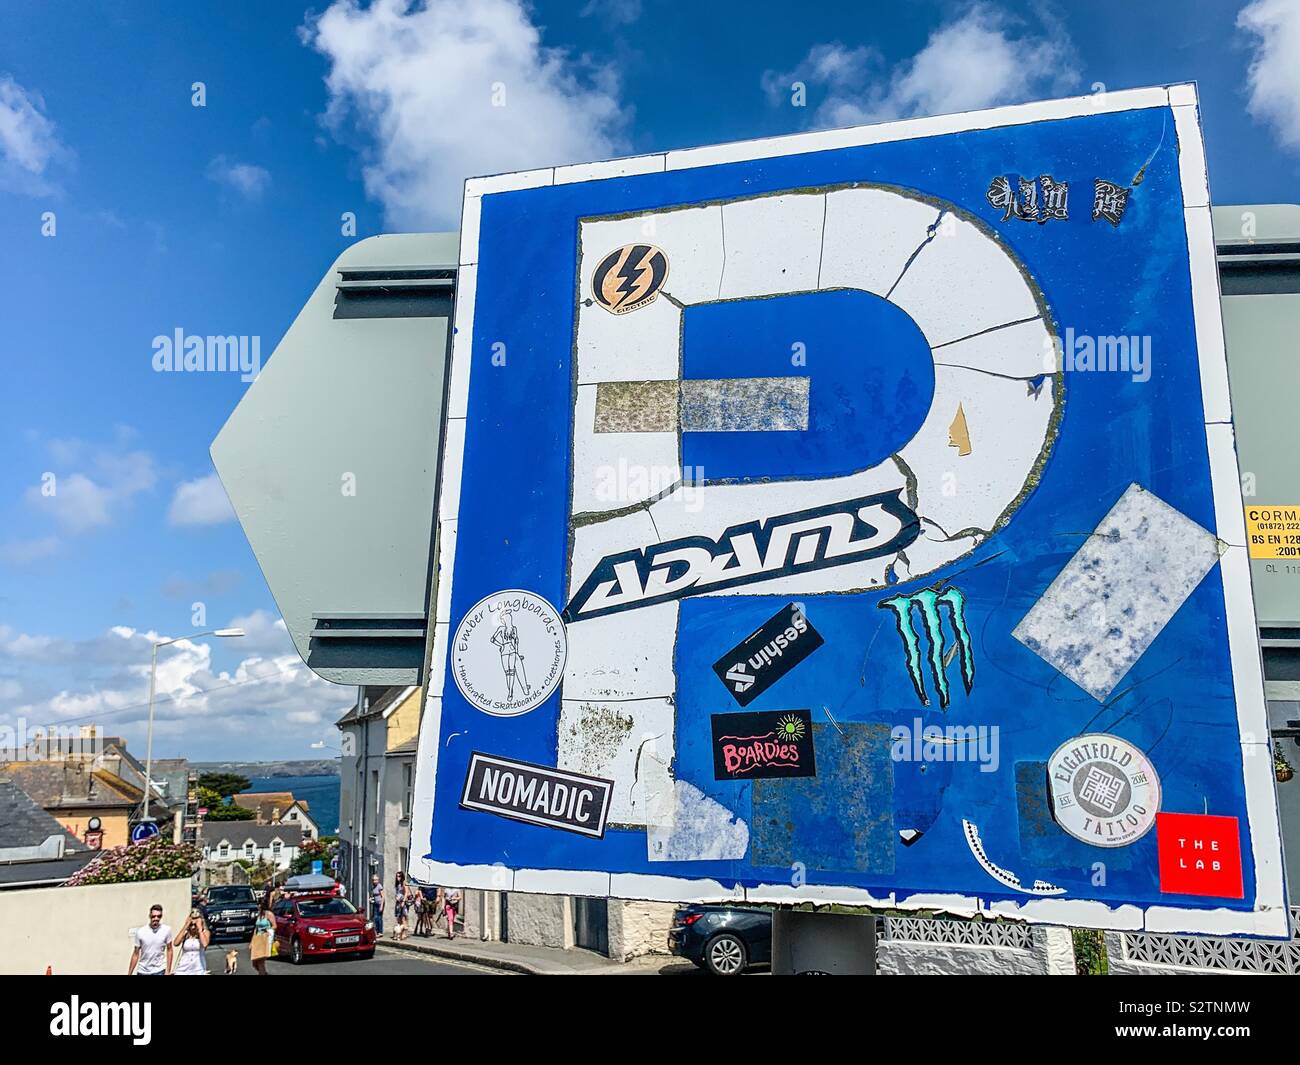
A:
408,84,1286,937
130,821,160,845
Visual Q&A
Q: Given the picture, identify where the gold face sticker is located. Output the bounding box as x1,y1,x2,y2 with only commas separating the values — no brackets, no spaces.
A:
591,243,669,314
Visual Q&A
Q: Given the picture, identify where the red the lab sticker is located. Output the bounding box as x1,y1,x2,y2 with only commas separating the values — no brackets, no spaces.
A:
1156,813,1243,898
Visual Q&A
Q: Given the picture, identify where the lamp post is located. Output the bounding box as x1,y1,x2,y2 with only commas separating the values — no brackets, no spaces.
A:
140,628,244,824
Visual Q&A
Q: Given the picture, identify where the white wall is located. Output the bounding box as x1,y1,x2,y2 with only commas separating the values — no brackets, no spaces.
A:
609,900,676,961
0,877,192,975
503,893,574,949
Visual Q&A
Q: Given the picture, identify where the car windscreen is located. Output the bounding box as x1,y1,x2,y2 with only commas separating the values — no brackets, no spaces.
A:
297,898,358,918
207,888,256,904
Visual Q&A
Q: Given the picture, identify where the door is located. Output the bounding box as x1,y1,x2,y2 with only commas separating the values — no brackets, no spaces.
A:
573,896,608,956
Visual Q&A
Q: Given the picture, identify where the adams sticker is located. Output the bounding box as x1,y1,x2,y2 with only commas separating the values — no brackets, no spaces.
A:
452,590,567,717
1048,733,1161,847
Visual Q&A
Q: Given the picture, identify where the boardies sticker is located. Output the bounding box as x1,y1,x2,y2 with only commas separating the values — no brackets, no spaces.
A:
452,590,567,716
1048,733,1161,847
711,708,817,780
1156,812,1244,898
460,752,613,838
713,603,824,707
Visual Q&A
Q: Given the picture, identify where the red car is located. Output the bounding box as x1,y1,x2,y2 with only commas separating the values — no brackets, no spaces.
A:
272,893,376,964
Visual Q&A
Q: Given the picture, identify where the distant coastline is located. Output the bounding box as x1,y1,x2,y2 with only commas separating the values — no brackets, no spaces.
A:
191,758,340,778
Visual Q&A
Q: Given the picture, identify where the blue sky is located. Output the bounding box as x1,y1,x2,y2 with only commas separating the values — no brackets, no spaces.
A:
1,0,1297,761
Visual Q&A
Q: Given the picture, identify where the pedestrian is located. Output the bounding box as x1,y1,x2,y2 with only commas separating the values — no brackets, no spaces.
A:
369,873,385,937
392,871,412,941
413,886,432,937
443,886,461,939
170,910,210,975
128,904,173,975
250,902,275,975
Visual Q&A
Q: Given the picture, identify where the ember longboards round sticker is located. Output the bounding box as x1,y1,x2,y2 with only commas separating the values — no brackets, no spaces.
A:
452,590,567,717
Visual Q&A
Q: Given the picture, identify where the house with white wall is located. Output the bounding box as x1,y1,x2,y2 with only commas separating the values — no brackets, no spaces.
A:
201,823,303,870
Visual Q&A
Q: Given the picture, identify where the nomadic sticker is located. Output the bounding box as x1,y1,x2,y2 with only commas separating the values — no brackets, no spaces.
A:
460,752,613,838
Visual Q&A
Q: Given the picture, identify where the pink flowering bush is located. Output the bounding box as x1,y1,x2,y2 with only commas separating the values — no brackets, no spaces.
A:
64,835,201,886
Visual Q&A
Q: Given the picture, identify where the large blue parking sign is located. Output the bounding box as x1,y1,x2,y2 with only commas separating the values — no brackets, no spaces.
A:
411,84,1289,937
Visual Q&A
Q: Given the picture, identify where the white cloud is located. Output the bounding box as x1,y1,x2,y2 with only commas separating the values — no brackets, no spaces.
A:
0,536,59,566
161,568,243,599
0,613,352,759
206,155,272,200
168,472,236,527
580,0,641,25
765,4,1080,129
302,0,628,229
25,437,158,535
0,75,69,194
1238,0,1300,152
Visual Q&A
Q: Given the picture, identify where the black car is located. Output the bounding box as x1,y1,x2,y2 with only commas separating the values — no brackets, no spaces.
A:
201,885,260,942
668,904,771,975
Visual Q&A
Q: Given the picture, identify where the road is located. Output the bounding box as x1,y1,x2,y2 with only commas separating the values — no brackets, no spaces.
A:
202,940,503,975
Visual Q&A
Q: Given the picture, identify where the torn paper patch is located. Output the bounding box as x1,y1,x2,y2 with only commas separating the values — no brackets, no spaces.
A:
646,774,749,862
1012,483,1223,701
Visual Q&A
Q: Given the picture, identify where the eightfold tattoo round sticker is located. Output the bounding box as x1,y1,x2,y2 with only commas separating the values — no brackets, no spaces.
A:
1048,733,1161,847
452,590,567,717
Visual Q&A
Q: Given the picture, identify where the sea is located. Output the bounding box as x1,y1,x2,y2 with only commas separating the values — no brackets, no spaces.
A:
247,773,341,835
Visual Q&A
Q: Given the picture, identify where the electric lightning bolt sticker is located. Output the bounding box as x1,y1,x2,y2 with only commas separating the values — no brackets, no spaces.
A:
591,244,669,314
879,586,974,709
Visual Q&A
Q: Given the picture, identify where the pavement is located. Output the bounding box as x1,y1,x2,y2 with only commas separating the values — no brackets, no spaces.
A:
381,932,701,975
202,939,500,975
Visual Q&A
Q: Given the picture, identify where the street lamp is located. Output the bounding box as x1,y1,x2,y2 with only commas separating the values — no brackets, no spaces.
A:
140,628,244,823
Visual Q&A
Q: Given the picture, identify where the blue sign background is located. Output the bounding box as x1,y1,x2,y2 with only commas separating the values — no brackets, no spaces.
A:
428,104,1263,917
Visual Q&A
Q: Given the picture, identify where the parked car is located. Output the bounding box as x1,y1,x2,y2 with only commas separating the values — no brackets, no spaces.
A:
272,892,376,964
201,885,260,942
668,904,772,975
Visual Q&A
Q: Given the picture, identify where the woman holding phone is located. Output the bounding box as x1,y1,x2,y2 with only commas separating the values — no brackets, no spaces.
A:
170,910,210,975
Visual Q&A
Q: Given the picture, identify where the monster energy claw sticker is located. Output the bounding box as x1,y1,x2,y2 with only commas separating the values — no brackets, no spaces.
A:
452,590,567,717
1048,733,1161,848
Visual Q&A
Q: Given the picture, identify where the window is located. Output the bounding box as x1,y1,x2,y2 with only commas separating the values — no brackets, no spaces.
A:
272,840,282,857
298,898,358,918
402,763,413,821
218,843,230,859
244,841,255,858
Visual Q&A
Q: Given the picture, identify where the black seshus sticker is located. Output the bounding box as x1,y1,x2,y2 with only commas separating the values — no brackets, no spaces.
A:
712,602,824,707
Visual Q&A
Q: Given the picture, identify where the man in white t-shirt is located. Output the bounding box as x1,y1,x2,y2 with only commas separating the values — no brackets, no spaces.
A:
128,904,173,975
